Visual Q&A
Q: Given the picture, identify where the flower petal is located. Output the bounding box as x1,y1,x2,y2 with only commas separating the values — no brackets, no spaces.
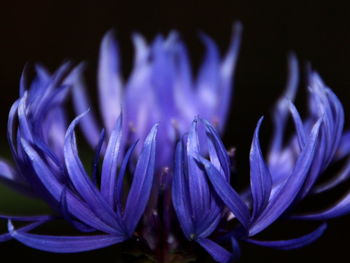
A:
250,119,322,235
250,117,272,219
172,141,194,238
64,113,125,232
217,22,242,129
8,220,125,253
98,30,122,133
65,63,101,147
101,115,122,206
1,220,48,242
123,124,158,235
197,238,232,263
245,223,327,250
195,155,249,229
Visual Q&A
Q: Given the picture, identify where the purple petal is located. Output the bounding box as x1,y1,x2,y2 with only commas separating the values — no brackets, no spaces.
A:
115,140,138,213
0,160,16,181
250,119,322,235
0,215,52,221
8,220,125,253
1,220,49,242
217,22,242,130
123,124,158,235
313,157,350,194
202,118,231,180
21,137,119,234
250,117,272,219
98,30,122,133
64,113,125,232
172,140,194,238
197,238,232,263
288,101,306,149
187,119,211,220
66,63,102,147
293,190,350,220
337,130,350,159
246,223,327,250
60,188,95,233
100,116,122,207
195,155,249,229
21,139,63,200
269,53,299,155
7,99,20,158
197,34,220,116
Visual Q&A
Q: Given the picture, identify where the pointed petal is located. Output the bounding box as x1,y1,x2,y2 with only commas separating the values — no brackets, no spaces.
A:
293,190,350,220
123,124,158,235
115,140,138,212
250,120,322,235
195,155,249,229
7,99,20,158
246,223,327,250
1,220,48,242
98,30,122,133
65,63,101,147
8,220,125,253
101,116,122,206
250,117,272,219
202,118,231,180
269,53,299,155
313,154,350,194
0,159,16,180
217,22,242,129
187,119,211,220
197,34,220,115
172,141,194,238
64,113,124,232
21,139,63,201
288,101,306,149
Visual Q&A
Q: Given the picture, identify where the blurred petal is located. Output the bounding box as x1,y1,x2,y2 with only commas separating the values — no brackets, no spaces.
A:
66,63,101,147
98,30,122,133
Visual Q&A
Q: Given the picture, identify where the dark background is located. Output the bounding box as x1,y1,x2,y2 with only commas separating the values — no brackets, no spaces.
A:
0,0,350,262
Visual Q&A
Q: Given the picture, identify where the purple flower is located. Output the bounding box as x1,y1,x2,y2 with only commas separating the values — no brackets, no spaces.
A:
0,64,159,252
195,57,348,260
1,22,350,263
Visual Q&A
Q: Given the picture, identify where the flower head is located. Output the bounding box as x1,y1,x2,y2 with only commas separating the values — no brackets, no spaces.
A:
1,23,350,263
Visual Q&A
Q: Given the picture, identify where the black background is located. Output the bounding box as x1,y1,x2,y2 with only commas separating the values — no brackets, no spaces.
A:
1,0,350,262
